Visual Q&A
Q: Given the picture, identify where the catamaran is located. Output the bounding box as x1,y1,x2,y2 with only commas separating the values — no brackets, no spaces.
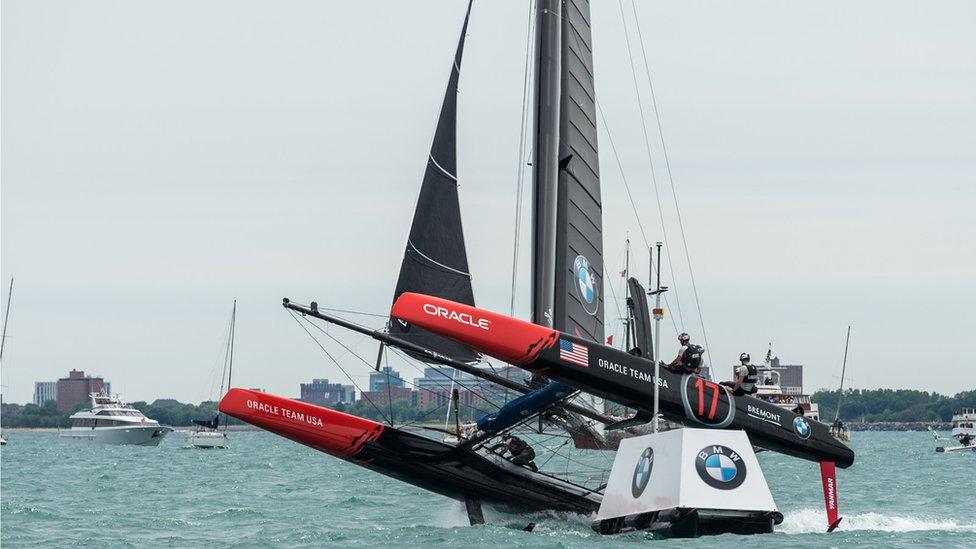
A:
187,300,237,449
220,0,854,537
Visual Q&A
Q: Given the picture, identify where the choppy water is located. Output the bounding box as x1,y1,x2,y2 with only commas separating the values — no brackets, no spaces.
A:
2,430,974,547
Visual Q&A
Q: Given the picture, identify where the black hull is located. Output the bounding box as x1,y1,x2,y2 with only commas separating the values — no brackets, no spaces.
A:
355,426,600,515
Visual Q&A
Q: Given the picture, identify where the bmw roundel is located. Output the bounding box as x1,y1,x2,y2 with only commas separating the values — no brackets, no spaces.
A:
695,445,747,490
573,254,599,315
793,416,811,439
631,447,654,498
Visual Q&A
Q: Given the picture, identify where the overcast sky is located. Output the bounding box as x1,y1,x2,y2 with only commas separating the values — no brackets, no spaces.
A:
3,0,974,404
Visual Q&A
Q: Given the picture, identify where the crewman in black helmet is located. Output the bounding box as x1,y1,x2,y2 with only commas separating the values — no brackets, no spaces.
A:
720,352,759,396
667,332,703,375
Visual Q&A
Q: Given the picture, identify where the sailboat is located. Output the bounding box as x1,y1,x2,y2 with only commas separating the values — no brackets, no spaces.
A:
220,0,853,536
829,326,852,443
1,277,14,446
188,300,236,449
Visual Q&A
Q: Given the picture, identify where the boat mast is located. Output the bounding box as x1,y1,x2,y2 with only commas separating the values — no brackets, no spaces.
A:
650,242,667,432
834,325,851,423
530,0,562,328
227,300,236,394
0,277,12,365
624,238,631,350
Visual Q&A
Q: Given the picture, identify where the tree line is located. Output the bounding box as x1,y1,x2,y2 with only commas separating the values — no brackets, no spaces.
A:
811,388,975,423
0,400,238,428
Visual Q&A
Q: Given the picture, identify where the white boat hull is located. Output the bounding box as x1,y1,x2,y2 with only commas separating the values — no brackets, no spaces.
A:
60,425,172,446
186,430,228,448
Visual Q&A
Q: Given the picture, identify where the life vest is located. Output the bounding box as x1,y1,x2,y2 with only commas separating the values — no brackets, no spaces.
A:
741,362,758,391
679,344,704,373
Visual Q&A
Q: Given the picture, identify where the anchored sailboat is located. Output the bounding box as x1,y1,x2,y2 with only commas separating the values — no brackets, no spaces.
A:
188,300,236,449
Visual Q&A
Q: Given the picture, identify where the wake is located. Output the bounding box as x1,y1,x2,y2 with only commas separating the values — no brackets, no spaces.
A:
779,508,976,534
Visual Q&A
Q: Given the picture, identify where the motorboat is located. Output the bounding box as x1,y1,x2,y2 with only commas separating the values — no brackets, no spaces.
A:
936,408,976,453
60,393,171,446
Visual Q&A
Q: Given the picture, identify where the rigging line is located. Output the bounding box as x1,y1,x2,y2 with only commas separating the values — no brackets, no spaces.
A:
629,0,712,365
407,239,472,277
509,0,536,321
299,315,501,415
595,101,648,247
615,0,686,332
385,346,505,413
314,306,388,319
287,310,392,426
595,101,680,336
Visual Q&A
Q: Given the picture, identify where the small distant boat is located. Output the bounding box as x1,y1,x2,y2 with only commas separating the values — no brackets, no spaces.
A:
828,327,853,443
0,434,7,445
187,300,236,449
60,393,172,446
935,408,975,453
754,345,822,422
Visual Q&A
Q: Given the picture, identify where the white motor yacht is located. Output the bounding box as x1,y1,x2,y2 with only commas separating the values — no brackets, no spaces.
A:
60,393,172,446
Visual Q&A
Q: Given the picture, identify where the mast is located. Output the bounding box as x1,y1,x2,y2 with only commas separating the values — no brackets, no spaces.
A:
531,0,562,328
651,242,665,432
227,300,236,393
834,325,851,423
624,238,631,350
0,277,12,365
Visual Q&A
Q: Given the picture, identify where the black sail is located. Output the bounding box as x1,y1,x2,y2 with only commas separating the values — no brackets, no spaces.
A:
532,0,604,343
627,277,653,358
555,0,604,343
389,1,479,364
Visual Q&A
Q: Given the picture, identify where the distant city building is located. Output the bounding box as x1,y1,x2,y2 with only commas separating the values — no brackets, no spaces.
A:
56,369,107,412
360,387,413,407
34,381,58,406
300,378,356,406
369,366,405,392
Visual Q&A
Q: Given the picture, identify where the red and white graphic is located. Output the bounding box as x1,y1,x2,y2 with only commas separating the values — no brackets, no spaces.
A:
559,339,589,367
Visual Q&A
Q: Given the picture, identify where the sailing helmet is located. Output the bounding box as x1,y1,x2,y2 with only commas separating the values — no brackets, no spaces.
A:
740,352,750,361
678,332,690,343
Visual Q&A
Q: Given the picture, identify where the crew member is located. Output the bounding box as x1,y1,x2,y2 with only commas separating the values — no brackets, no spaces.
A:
667,333,703,375
489,434,539,472
720,352,758,396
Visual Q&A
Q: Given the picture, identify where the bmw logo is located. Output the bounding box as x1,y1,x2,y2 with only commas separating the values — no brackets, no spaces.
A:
631,447,654,498
793,416,811,439
695,445,747,490
573,255,599,315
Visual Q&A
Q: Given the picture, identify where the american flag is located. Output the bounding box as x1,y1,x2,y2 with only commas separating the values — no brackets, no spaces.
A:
559,339,588,367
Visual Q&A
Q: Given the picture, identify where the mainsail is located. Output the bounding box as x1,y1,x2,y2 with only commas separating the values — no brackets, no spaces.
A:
389,1,478,364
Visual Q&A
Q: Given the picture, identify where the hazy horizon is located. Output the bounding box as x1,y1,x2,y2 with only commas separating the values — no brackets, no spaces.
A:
3,0,974,404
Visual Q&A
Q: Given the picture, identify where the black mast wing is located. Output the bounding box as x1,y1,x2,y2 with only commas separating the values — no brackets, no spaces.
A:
555,0,604,344
627,277,653,358
532,0,604,343
389,1,479,364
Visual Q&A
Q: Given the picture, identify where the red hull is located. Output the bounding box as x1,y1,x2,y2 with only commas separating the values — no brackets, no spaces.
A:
219,388,383,459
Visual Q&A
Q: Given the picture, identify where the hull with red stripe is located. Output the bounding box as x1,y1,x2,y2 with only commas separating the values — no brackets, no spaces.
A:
219,388,599,514
390,293,855,468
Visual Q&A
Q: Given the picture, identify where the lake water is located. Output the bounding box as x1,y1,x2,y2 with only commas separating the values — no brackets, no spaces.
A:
2,430,974,547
